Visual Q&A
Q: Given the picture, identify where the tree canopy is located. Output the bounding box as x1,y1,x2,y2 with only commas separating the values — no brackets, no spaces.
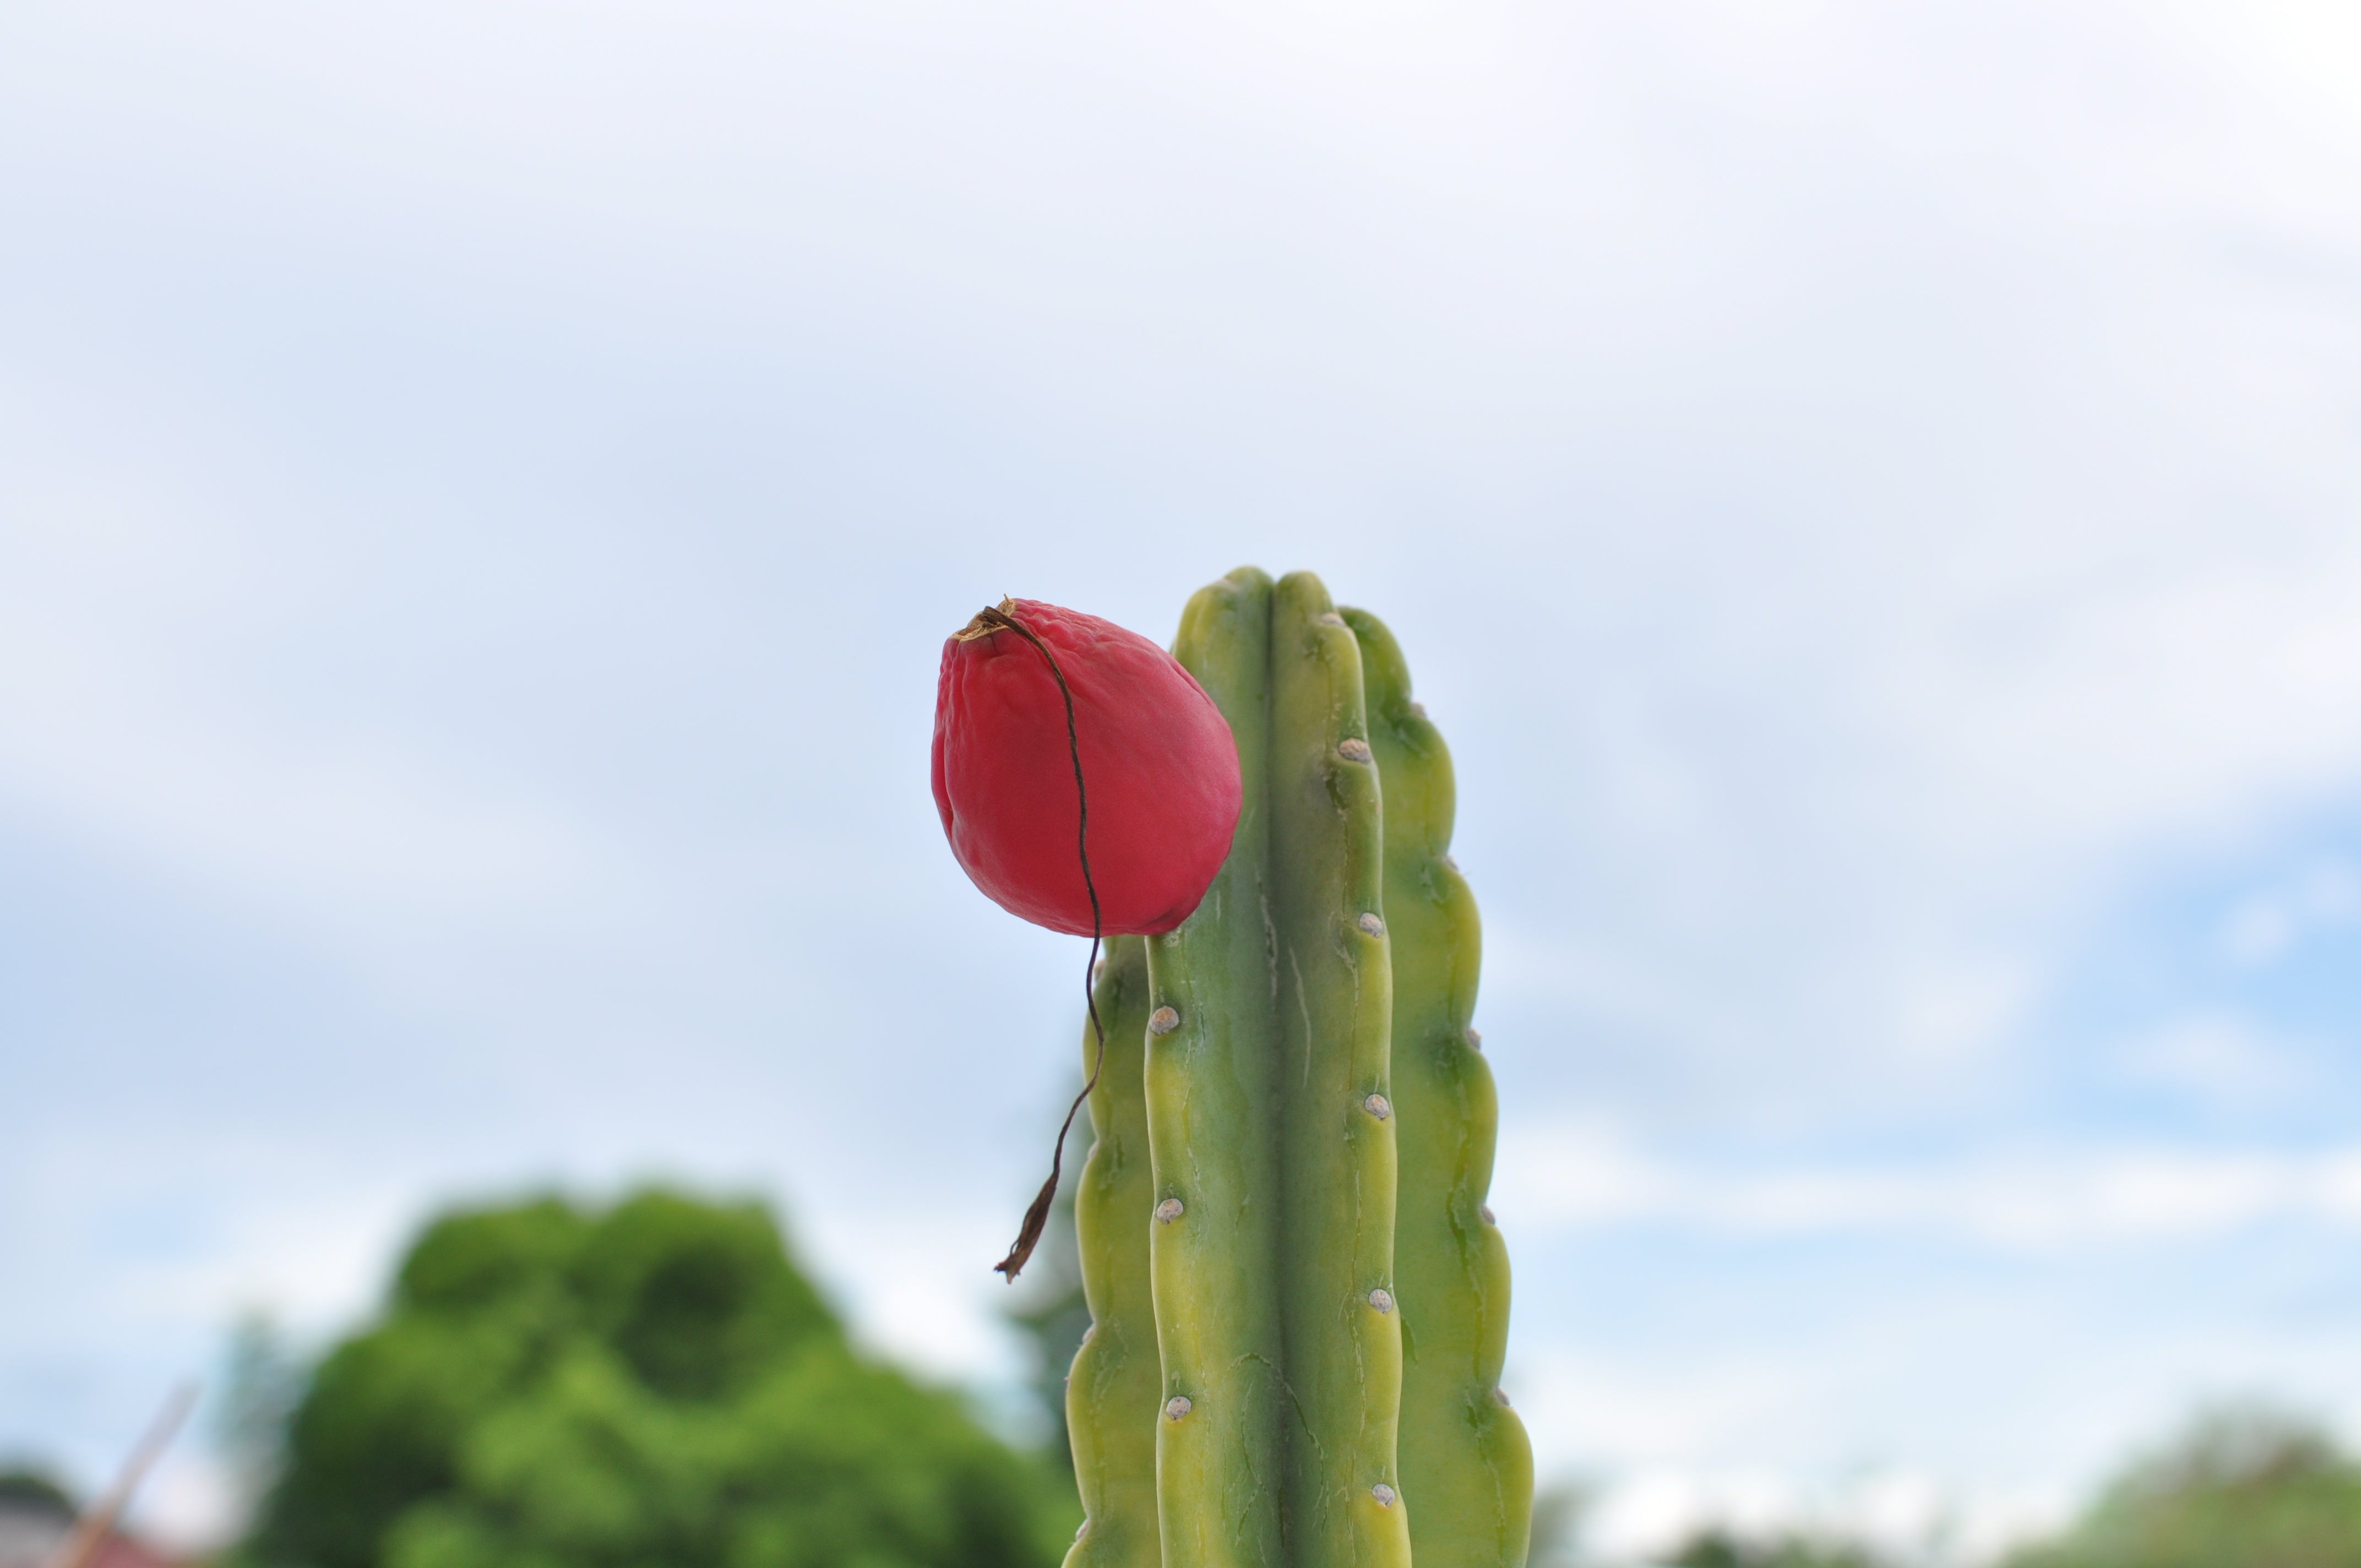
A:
242,1189,1074,1568
1665,1528,1882,1568
2006,1406,2361,1568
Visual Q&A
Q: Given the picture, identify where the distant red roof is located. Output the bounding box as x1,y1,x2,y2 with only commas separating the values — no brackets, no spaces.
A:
0,1506,187,1568
91,1534,184,1568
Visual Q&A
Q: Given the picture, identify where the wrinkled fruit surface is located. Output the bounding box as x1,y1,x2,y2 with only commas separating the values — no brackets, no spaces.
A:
933,598,1241,937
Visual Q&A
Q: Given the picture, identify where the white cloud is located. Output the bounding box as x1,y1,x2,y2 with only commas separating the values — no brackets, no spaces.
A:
1498,1124,2361,1246
2115,1013,2311,1101
0,377,612,934
2219,858,2361,966
1577,1463,2063,1568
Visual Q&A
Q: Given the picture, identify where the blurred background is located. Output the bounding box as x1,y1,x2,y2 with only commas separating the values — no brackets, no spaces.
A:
8,0,2361,1563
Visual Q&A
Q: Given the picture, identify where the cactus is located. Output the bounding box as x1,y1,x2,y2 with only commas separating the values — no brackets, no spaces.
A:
1062,567,1531,1568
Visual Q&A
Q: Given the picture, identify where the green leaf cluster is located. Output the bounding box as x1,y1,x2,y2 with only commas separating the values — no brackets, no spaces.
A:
240,1189,1074,1568
2007,1406,2361,1568
1665,1528,1884,1568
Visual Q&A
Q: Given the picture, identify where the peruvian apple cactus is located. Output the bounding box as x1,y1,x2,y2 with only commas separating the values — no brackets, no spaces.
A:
935,569,1531,1568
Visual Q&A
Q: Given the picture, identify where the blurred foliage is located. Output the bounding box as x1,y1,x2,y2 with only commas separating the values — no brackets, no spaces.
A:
0,1464,77,1519
2005,1404,2361,1568
1664,1529,1885,1568
235,1188,1076,1568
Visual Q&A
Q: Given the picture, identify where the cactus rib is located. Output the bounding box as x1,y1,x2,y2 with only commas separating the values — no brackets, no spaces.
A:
1267,575,1408,1568
1346,607,1533,1568
1145,568,1412,1568
1065,934,1166,1568
1144,568,1288,1568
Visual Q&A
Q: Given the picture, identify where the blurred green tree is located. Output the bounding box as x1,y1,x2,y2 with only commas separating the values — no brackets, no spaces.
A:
0,1464,77,1518
1664,1528,1884,1568
238,1189,1075,1568
2006,1404,2361,1568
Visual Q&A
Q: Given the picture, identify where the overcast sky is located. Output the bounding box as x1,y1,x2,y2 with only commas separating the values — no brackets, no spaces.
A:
8,0,2361,1560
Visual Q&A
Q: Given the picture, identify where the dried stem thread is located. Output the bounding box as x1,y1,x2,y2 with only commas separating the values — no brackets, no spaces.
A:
976,602,1107,1282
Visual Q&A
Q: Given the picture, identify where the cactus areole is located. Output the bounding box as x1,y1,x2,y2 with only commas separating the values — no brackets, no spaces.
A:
933,598,1241,937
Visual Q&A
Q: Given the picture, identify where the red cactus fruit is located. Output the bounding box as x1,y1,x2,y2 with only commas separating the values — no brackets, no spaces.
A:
933,598,1241,938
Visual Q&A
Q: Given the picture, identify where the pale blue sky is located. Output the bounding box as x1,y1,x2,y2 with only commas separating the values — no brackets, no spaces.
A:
7,1,2361,1559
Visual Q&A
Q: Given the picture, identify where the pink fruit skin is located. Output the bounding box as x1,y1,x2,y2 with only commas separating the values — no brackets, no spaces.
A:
933,599,1241,937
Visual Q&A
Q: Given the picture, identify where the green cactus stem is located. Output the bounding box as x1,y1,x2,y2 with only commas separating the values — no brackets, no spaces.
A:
1140,568,1288,1568
1057,567,1530,1568
1144,568,1410,1568
1065,933,1164,1568
1346,608,1534,1568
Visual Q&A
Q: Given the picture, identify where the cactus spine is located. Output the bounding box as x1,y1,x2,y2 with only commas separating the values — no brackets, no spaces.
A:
1061,567,1530,1568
